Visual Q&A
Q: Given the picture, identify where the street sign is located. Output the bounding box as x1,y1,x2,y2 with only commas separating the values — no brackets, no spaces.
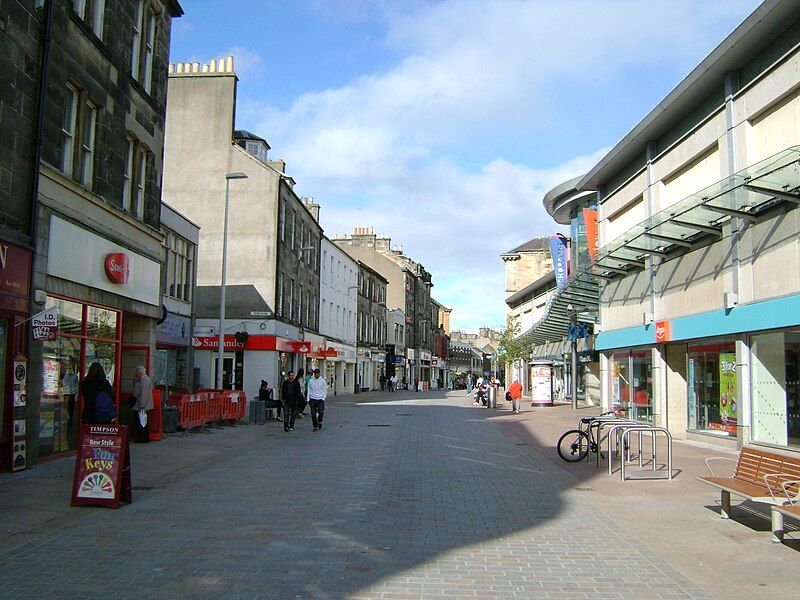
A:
250,311,271,317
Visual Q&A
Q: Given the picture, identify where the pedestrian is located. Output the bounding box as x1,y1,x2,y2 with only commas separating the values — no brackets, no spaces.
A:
61,366,79,425
259,379,281,420
307,368,327,431
281,371,302,431
390,374,398,392
466,376,473,395
508,378,523,414
295,368,308,417
413,374,419,392
379,373,386,391
402,375,407,390
131,366,153,442
79,362,117,424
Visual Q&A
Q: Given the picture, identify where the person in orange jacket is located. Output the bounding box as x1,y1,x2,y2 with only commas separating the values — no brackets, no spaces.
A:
507,378,523,414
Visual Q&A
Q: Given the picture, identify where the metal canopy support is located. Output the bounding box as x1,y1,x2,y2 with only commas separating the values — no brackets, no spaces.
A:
611,256,646,268
670,219,721,235
643,232,692,248
626,245,667,257
743,184,800,204
702,204,757,222
596,264,629,275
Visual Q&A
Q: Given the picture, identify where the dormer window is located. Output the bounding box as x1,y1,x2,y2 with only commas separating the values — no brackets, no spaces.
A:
245,140,268,162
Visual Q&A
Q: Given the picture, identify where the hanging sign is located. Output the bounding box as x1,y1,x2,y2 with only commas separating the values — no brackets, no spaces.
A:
71,425,132,508
31,308,58,341
582,208,599,263
549,233,569,287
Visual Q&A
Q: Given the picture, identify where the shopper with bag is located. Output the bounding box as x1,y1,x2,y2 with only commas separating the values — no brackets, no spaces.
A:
131,366,153,443
80,362,117,424
507,378,523,414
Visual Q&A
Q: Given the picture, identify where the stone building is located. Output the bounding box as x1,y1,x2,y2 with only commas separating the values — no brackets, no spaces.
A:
356,261,388,391
501,237,552,304
162,58,322,395
0,0,183,470
334,227,434,384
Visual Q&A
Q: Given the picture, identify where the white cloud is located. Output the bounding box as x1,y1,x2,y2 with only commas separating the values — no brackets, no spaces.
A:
236,0,759,329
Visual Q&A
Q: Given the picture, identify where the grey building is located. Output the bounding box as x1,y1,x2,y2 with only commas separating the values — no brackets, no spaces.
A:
356,261,387,391
0,0,182,471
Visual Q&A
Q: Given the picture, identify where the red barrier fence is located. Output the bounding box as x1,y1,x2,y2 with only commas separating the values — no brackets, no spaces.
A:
177,390,248,432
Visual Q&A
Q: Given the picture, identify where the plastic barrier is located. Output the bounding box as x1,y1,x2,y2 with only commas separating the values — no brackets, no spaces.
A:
149,389,164,441
222,391,247,421
179,394,208,431
204,392,223,424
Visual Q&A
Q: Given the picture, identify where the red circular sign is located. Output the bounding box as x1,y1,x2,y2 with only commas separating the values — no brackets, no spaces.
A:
104,253,130,284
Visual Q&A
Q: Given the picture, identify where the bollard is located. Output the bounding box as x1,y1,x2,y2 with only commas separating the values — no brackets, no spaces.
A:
487,386,497,408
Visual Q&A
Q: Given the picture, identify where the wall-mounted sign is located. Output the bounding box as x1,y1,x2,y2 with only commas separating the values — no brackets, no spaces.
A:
31,308,58,341
104,253,130,284
0,242,32,299
655,320,671,343
156,313,191,346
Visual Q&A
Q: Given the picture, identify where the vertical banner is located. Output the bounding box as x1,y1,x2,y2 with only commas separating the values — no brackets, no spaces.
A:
582,208,599,263
718,353,738,433
549,233,569,288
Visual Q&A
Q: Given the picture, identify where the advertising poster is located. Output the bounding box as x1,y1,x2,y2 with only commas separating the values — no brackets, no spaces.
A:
687,359,697,429
531,366,553,406
42,357,60,395
71,425,132,508
718,353,738,433
582,208,599,263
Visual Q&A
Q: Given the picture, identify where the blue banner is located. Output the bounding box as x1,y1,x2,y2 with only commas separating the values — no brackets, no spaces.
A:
549,234,569,287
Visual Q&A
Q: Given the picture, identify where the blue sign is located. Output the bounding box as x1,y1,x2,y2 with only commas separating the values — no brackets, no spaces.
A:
549,234,569,288
394,356,405,365
567,323,590,341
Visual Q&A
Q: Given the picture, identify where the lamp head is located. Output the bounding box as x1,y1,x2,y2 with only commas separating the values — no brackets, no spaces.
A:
225,172,248,180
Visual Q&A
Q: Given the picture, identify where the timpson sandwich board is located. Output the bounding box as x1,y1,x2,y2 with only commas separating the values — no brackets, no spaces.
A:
71,425,132,508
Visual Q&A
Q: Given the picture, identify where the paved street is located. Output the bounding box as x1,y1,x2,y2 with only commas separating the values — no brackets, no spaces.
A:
0,391,795,599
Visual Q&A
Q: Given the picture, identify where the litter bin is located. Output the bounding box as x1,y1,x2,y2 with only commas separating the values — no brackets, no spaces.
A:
487,386,497,408
162,406,179,434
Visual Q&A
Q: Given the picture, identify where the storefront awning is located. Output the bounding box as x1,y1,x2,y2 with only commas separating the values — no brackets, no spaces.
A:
593,146,800,278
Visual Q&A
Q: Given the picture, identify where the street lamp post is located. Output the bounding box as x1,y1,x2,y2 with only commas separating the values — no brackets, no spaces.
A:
217,172,248,390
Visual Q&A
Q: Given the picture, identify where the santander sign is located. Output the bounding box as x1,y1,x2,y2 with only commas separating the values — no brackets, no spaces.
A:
104,252,130,284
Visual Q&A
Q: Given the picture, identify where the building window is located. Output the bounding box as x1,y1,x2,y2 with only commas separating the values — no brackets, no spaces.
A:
165,232,194,302
287,280,294,320
279,199,286,241
276,273,284,318
73,0,105,39
61,85,79,178
123,139,148,218
290,210,296,249
132,1,157,94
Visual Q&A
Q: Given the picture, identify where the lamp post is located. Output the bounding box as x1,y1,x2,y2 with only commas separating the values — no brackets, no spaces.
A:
217,172,248,390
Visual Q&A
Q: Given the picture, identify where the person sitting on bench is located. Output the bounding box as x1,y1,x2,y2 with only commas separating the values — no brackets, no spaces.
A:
259,380,281,419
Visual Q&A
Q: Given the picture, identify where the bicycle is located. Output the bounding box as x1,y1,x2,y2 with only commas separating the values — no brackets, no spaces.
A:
556,410,628,463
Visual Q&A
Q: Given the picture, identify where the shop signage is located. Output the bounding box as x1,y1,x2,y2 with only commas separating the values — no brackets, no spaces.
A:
432,357,439,366
655,320,671,343
567,322,590,341
192,335,309,352
717,353,738,434
549,233,569,288
71,425,132,508
47,217,160,306
419,350,432,361
156,313,191,346
394,356,405,365
104,253,130,284
0,242,31,299
31,308,58,341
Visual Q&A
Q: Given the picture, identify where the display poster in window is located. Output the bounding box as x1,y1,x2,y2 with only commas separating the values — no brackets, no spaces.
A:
718,353,738,433
687,359,697,429
71,425,132,509
531,366,553,406
42,357,60,395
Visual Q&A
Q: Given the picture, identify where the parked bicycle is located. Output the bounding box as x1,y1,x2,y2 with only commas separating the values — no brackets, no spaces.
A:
556,410,627,463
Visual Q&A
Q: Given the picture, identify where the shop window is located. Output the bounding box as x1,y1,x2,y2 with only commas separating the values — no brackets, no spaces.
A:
751,330,800,448
39,296,121,459
609,349,652,422
687,341,737,435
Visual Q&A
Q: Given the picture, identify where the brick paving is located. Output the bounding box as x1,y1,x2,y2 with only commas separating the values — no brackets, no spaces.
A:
0,390,775,598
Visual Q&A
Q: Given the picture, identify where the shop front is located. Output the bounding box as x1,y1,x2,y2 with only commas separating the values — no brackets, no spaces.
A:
323,341,355,395
155,311,192,392
419,350,432,390
0,241,32,471
33,214,162,464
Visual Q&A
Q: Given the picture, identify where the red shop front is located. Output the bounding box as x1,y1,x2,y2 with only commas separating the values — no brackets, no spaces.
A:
0,241,32,472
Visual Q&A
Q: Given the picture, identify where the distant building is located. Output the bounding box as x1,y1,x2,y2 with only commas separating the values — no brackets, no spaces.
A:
356,261,388,391
501,237,553,304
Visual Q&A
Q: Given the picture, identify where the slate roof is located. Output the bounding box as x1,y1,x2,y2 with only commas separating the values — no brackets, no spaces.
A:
503,236,550,255
194,285,274,319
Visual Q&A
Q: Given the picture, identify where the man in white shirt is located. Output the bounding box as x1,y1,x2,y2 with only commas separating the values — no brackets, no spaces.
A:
307,368,328,431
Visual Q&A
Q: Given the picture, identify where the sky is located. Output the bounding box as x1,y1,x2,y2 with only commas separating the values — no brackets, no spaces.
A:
170,0,762,331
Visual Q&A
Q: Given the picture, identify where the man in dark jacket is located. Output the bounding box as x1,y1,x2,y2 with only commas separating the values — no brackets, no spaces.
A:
280,371,302,432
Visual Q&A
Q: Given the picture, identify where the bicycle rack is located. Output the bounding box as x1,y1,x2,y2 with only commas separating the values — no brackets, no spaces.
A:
596,420,642,471
619,426,673,481
583,417,637,467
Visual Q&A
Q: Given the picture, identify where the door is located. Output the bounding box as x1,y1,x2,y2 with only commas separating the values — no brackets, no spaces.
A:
0,318,8,441
213,353,235,389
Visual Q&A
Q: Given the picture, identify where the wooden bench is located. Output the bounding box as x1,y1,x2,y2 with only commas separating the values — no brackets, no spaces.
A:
698,447,800,542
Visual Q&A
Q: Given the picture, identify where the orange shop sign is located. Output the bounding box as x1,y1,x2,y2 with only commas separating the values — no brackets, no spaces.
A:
655,320,671,343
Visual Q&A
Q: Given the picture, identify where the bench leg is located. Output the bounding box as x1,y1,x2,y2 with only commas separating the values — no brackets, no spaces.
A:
720,490,731,519
771,509,784,544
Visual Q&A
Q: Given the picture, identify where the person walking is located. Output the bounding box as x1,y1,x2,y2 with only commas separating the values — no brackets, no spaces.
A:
281,371,302,431
466,376,473,395
295,368,308,417
390,374,398,392
307,368,327,431
79,362,116,424
131,366,153,442
414,374,419,392
508,378,523,414
379,373,386,391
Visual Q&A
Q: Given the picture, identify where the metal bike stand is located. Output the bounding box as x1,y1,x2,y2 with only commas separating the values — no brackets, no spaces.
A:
603,423,654,475
596,421,641,472
620,426,673,481
589,418,636,467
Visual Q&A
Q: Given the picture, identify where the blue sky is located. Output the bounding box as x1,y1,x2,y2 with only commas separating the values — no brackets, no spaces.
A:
170,0,761,330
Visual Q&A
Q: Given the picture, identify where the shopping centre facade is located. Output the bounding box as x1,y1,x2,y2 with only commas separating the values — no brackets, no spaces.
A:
531,0,800,454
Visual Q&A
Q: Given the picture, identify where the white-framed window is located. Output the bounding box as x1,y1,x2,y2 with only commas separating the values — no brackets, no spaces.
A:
290,210,296,249
288,280,294,320
79,100,97,187
277,273,284,317
123,137,148,218
134,146,147,218
122,138,134,211
61,85,79,178
132,1,158,93
279,198,285,241
165,231,194,302
74,0,105,39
